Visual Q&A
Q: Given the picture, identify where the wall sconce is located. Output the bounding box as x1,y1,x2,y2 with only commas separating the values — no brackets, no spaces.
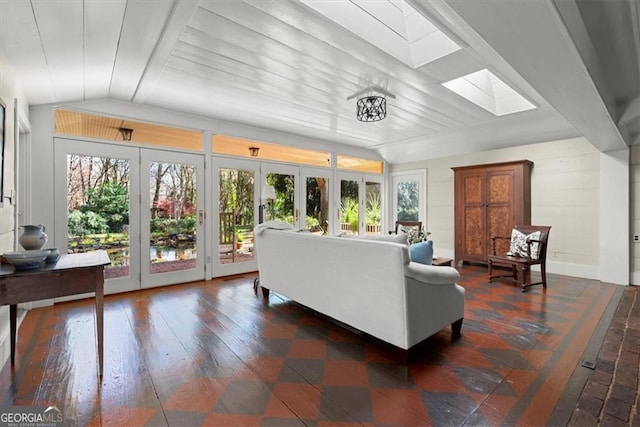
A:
249,146,260,157
119,127,133,141
259,185,276,223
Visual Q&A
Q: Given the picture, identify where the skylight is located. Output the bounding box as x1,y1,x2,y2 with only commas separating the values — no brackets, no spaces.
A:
301,0,461,68
442,69,537,116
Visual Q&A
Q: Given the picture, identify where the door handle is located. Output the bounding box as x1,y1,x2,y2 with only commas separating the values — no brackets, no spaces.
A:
295,208,299,222
198,210,205,225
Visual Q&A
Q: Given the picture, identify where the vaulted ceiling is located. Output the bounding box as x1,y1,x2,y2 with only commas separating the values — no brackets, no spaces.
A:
0,0,637,163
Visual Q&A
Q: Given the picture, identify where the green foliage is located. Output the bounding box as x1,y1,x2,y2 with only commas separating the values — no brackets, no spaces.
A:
150,216,196,235
82,183,129,233
340,197,359,231
305,216,321,232
365,192,381,224
68,210,109,236
219,169,255,227
179,216,196,233
406,227,431,245
397,181,419,221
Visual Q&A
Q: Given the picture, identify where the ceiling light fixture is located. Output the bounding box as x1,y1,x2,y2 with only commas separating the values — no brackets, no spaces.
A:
347,86,396,122
119,127,133,141
249,146,260,157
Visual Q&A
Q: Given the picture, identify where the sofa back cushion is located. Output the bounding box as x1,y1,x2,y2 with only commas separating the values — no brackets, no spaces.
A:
340,232,409,245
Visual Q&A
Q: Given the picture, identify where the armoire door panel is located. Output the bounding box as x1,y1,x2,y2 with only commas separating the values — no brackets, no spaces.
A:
463,175,484,204
463,206,485,257
487,173,513,204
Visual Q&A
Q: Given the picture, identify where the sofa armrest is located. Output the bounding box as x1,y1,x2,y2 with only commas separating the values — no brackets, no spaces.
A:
405,262,460,285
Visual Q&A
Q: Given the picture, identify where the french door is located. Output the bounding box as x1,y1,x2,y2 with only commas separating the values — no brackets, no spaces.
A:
214,158,259,277
55,139,205,293
337,172,383,236
54,139,141,294
140,150,205,288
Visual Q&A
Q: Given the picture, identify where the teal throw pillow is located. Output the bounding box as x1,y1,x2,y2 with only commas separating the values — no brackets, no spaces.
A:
410,240,433,265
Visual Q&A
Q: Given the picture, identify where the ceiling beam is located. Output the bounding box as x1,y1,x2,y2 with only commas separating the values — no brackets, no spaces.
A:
619,96,640,145
441,0,628,152
132,0,200,103
109,0,176,101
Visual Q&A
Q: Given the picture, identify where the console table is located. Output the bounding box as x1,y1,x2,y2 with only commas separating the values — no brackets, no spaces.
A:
0,251,110,376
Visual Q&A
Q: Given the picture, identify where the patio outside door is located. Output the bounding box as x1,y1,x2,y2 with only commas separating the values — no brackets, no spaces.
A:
337,172,383,236
141,150,205,288
214,158,259,277
54,138,141,295
56,140,205,293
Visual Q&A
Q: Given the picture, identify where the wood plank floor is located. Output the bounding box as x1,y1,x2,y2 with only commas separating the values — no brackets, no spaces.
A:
0,264,619,426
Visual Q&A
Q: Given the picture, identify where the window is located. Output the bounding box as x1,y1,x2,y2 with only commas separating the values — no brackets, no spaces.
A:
336,154,384,173
55,109,203,151
391,170,426,225
213,135,330,167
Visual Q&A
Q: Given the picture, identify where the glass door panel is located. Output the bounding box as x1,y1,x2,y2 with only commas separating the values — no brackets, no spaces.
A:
365,180,382,235
263,165,299,227
391,171,426,226
141,150,204,288
66,154,132,279
339,177,360,236
214,158,259,277
303,171,331,234
218,167,255,265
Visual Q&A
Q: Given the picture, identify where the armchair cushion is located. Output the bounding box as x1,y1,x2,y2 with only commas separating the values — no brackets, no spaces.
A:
507,229,542,259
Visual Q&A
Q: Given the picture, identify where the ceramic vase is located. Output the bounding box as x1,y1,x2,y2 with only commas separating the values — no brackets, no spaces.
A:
19,224,48,250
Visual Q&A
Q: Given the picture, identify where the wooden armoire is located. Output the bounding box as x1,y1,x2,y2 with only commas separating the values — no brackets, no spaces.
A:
453,160,532,265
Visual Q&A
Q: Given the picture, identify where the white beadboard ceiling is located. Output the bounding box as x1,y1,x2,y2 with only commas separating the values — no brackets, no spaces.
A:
0,0,637,163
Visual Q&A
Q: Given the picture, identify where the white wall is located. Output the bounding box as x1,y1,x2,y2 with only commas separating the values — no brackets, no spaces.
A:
390,137,607,281
0,55,30,369
599,149,629,285
631,145,640,285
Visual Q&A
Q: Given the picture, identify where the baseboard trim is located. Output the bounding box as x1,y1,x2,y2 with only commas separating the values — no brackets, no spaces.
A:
545,260,600,281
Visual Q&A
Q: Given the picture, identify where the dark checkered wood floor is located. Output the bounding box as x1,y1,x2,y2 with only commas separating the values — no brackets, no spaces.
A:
0,264,622,426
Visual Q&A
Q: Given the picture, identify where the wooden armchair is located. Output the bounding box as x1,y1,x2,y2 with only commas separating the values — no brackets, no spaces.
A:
488,225,551,292
219,211,236,262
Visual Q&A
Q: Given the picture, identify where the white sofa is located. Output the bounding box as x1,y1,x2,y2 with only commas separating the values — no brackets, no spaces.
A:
254,222,465,352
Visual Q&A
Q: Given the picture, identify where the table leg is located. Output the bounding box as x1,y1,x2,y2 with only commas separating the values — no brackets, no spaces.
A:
95,267,104,377
9,304,16,365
